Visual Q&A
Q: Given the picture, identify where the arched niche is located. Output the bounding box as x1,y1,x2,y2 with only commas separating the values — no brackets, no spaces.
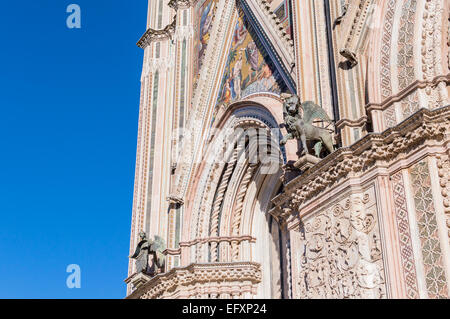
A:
179,99,289,298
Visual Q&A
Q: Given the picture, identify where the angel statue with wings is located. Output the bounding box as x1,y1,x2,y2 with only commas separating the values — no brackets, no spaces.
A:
129,231,166,276
280,93,334,158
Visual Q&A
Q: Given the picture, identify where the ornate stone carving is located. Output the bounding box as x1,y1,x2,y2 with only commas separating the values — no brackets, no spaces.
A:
410,160,448,299
401,91,419,120
231,163,258,261
127,262,262,299
249,0,295,53
280,94,334,157
380,0,396,100
397,0,417,91
339,0,372,67
272,106,449,216
297,191,386,299
383,104,397,129
137,15,177,48
391,172,420,298
171,0,237,203
436,154,450,242
421,0,448,108
168,0,194,10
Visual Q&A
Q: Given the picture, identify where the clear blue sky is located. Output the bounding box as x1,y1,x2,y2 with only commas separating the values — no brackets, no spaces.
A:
0,1,147,298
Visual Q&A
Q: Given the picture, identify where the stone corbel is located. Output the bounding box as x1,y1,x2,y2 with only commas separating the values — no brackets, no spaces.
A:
137,15,177,49
124,272,152,290
168,0,194,10
166,195,184,206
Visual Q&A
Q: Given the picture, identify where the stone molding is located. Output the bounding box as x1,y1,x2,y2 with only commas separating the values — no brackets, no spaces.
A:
336,116,368,130
271,105,450,221
240,0,296,82
170,0,237,203
367,74,450,112
126,262,262,299
251,0,295,53
436,154,450,242
338,0,373,65
180,235,256,248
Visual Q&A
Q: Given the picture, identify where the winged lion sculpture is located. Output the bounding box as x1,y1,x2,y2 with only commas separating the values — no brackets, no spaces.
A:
280,94,334,158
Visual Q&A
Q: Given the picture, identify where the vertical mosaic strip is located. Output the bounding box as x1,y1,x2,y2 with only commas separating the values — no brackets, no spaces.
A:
391,172,420,298
410,160,448,299
397,0,417,91
380,0,395,100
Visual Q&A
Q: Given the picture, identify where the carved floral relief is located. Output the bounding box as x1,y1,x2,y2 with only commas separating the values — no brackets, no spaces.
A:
297,188,386,299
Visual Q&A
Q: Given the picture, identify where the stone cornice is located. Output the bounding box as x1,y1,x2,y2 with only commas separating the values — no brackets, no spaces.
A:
366,74,450,112
137,15,177,49
270,105,450,222
179,235,256,248
126,262,262,299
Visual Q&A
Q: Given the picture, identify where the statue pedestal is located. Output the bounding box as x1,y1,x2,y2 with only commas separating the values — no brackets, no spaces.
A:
125,272,152,289
293,154,321,171
281,163,301,184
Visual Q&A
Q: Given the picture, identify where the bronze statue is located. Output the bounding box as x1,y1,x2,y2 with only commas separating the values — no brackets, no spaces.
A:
130,231,166,275
280,94,334,158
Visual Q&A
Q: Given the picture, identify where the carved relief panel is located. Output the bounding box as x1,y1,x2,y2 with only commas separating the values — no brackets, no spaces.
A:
296,187,386,299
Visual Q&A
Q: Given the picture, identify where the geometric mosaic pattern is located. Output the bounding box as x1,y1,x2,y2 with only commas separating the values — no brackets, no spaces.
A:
391,172,420,298
380,0,395,100
397,0,417,91
410,160,448,299
384,104,397,129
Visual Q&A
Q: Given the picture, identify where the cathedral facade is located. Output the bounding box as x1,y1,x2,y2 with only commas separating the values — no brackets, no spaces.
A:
125,0,450,299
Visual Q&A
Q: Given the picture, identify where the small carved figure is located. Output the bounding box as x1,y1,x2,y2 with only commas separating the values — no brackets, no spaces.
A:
280,94,334,157
129,231,166,275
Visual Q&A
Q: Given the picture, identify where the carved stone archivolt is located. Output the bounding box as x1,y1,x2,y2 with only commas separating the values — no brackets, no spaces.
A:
297,190,386,299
